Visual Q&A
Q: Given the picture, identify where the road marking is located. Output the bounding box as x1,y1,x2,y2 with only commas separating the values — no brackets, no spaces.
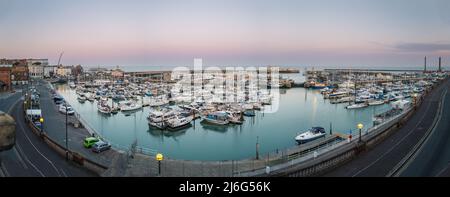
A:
15,142,45,177
436,162,450,177
388,89,447,176
60,167,68,177
351,93,434,177
0,161,10,177
13,101,62,177
13,146,29,169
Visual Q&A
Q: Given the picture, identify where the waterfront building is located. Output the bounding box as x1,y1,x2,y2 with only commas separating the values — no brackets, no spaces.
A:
43,65,57,78
111,66,124,79
0,66,12,91
56,65,73,77
11,64,29,85
27,59,48,79
125,71,172,82
71,65,84,77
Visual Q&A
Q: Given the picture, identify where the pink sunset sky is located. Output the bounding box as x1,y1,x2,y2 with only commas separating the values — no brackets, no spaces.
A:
1,0,450,68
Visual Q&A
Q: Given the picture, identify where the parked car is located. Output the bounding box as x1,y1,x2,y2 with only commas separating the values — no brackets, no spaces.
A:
83,137,99,148
92,141,111,153
53,95,64,104
59,105,75,115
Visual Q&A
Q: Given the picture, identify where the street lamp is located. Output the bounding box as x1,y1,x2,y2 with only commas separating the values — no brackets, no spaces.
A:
65,104,68,161
39,117,44,132
357,123,364,142
156,153,163,176
413,93,418,109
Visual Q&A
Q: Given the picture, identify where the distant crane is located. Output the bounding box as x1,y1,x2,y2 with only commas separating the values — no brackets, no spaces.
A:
57,51,64,66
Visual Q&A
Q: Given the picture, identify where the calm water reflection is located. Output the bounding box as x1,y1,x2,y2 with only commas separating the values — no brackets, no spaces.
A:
56,83,391,161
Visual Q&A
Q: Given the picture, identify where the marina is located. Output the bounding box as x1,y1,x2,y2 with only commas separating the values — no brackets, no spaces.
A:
50,69,437,161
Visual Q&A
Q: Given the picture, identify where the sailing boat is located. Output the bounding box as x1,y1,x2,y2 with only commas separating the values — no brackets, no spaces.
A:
111,100,119,114
346,70,368,109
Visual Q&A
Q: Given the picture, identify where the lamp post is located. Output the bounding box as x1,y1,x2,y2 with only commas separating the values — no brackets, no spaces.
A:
156,153,163,176
357,123,364,142
256,136,259,160
65,104,68,161
413,93,418,109
39,117,44,132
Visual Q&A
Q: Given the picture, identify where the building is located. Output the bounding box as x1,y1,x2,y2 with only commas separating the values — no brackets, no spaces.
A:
56,65,73,77
11,64,29,85
111,66,124,79
0,67,12,91
125,71,172,82
43,65,57,78
71,65,83,77
27,59,48,79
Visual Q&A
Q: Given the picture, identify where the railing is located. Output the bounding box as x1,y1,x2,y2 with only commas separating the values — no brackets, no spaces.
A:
232,100,415,176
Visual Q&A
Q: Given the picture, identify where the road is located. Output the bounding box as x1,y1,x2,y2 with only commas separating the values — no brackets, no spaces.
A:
324,78,450,177
0,89,95,177
400,84,450,176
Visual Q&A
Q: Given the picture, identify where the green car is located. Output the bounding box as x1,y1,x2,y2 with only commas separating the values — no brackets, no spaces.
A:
83,137,99,148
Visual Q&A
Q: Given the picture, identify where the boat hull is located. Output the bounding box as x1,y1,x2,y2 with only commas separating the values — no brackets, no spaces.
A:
295,134,325,144
202,118,229,125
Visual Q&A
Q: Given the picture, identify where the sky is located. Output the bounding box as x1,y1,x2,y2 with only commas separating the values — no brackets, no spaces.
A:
1,0,450,68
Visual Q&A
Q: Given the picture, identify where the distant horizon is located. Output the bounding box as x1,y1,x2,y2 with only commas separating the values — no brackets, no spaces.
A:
79,63,449,72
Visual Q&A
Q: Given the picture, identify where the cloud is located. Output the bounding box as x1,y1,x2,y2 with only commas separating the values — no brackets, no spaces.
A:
394,42,450,52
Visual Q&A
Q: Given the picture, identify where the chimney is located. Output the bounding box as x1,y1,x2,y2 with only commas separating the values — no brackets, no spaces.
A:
424,56,427,72
439,57,442,72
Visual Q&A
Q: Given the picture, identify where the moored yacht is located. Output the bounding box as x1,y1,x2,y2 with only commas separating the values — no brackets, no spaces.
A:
295,127,326,144
202,111,229,125
368,99,385,106
120,100,142,112
345,103,368,109
97,101,111,114
166,115,193,131
77,94,87,103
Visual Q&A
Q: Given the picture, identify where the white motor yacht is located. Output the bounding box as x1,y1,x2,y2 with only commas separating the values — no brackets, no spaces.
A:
295,127,326,144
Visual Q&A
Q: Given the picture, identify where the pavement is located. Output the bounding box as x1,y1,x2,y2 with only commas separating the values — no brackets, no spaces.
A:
323,78,450,177
0,90,95,177
36,81,118,168
400,82,450,177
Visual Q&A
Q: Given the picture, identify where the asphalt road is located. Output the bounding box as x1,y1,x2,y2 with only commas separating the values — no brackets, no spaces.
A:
324,79,450,177
0,89,95,177
401,85,450,177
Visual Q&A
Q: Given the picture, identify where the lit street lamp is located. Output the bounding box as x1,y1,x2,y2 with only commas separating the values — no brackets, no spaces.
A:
357,123,364,142
413,93,418,109
39,117,44,132
156,153,163,176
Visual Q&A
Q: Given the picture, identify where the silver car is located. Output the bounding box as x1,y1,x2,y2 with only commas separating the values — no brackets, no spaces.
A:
92,141,111,153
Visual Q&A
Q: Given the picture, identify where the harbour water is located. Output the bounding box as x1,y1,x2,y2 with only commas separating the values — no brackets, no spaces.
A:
55,73,392,161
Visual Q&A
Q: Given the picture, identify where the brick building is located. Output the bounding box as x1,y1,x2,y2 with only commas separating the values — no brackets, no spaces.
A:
11,64,29,85
0,67,12,91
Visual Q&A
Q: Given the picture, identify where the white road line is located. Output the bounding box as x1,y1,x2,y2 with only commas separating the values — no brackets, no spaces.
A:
388,89,448,177
11,100,62,177
13,146,29,169
436,162,450,177
60,167,68,177
0,161,10,177
0,166,5,177
351,94,434,177
15,142,45,177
